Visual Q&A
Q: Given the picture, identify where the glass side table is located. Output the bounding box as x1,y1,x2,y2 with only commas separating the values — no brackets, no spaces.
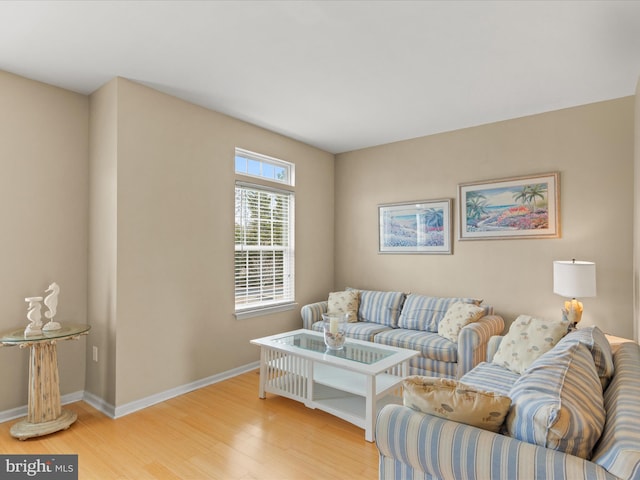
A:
0,323,90,440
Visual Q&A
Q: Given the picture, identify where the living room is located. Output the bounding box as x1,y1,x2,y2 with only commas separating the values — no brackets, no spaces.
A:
0,1,639,478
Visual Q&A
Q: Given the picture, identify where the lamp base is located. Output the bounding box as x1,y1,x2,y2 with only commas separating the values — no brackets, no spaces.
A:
562,298,583,331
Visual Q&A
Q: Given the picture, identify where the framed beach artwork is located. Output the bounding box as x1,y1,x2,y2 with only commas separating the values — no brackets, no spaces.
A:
458,172,560,240
379,199,452,254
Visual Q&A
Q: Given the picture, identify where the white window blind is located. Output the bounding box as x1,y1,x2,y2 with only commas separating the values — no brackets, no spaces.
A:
234,182,294,312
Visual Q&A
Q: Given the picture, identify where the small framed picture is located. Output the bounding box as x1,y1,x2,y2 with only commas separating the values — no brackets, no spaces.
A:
458,172,560,240
379,199,452,254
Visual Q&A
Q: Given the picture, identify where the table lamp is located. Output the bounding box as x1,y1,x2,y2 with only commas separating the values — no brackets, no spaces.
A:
553,259,596,329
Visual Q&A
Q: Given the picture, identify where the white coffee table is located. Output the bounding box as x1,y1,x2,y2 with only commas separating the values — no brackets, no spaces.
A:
251,329,418,442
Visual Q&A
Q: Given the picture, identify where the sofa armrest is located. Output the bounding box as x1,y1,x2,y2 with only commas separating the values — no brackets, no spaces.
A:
487,335,504,362
591,342,640,479
300,301,328,329
456,314,505,377
376,404,616,480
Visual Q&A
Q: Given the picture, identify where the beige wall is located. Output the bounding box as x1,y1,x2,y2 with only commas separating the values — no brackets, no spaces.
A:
87,78,118,404
0,71,89,411
0,68,636,414
335,98,635,338
88,78,334,407
635,79,640,341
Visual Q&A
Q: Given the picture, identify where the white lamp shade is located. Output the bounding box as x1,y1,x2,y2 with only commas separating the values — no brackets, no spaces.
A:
553,260,596,298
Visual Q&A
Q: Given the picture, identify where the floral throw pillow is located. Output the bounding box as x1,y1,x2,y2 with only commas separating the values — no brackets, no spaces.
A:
328,290,360,323
492,314,569,374
438,302,486,342
403,376,511,433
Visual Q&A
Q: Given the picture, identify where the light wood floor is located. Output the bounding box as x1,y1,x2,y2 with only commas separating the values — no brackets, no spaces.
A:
0,370,379,479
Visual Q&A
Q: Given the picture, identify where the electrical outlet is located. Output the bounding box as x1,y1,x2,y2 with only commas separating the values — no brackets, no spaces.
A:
92,346,98,363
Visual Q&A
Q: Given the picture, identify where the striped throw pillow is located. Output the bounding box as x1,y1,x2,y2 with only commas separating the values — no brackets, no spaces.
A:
506,341,606,459
356,290,406,327
557,326,614,390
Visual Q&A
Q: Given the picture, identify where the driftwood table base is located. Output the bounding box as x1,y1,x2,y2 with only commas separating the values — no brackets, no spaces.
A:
0,323,90,440
10,409,77,440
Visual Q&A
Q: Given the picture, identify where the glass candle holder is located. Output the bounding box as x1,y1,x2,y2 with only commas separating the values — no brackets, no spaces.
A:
322,313,348,350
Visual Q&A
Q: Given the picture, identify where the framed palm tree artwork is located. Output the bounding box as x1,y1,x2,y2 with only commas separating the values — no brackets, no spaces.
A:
379,199,452,254
458,172,560,240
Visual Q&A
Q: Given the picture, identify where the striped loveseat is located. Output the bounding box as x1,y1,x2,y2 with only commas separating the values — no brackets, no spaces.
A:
376,329,640,480
301,290,504,378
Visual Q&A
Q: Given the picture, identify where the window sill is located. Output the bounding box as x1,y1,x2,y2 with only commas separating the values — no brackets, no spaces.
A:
234,302,298,320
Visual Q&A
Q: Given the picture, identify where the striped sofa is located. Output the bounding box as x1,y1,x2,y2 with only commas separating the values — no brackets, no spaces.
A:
301,290,504,378
376,331,640,480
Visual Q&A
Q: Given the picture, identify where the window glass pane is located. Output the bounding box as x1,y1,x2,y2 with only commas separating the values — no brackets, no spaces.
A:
235,156,247,174
248,159,261,176
263,163,275,179
274,167,287,183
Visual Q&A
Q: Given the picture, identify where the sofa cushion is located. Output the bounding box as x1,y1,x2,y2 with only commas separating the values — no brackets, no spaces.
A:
374,329,457,362
397,294,483,332
460,361,520,397
327,290,359,323
556,325,614,390
311,320,390,342
407,357,457,379
356,290,406,327
403,376,511,433
438,302,486,342
492,314,569,374
506,341,605,459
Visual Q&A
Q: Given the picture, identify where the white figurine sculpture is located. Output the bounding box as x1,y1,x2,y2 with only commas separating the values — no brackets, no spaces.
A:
43,282,61,331
24,296,44,336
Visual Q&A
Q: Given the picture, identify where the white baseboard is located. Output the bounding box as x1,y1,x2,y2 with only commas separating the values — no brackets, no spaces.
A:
82,390,116,418
110,361,260,418
0,391,85,423
1,361,259,422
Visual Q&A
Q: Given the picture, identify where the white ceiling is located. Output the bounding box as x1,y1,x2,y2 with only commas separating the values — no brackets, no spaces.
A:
1,1,640,154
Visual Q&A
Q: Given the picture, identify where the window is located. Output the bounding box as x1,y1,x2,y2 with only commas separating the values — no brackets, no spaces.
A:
234,149,295,317
235,148,293,185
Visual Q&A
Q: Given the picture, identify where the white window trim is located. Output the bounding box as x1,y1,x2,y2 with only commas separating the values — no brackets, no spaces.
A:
234,302,298,320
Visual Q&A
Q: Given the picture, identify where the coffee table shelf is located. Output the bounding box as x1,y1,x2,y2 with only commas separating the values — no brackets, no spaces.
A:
251,329,418,442
313,363,401,397
311,382,403,431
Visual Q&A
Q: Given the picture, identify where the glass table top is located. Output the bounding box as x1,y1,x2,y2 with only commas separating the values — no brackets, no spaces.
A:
0,323,91,344
273,332,395,365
